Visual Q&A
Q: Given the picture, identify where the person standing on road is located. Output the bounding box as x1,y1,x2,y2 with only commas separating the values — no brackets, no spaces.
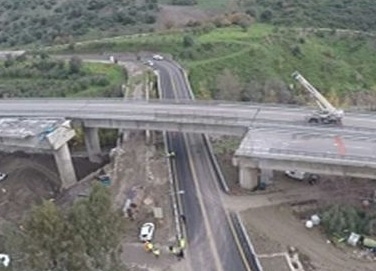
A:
152,248,161,258
180,214,186,224
177,249,184,261
179,238,186,249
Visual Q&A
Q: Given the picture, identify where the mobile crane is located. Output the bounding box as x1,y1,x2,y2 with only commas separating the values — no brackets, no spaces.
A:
292,71,344,125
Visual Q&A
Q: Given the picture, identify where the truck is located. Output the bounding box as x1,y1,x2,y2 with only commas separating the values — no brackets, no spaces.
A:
292,71,344,125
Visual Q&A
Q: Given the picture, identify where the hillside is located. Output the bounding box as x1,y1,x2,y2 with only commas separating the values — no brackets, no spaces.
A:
163,0,376,32
240,0,376,32
0,0,158,47
60,24,376,107
0,53,126,98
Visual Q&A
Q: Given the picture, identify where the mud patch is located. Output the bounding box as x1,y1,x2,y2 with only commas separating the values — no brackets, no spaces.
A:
0,151,107,224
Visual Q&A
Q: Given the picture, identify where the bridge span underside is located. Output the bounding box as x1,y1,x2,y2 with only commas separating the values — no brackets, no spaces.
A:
233,127,376,189
78,118,248,136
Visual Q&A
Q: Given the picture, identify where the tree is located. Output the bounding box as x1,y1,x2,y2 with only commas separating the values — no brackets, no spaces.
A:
4,54,14,68
69,56,83,74
260,9,273,23
172,0,197,5
182,34,195,47
322,204,365,236
215,69,243,101
4,184,126,271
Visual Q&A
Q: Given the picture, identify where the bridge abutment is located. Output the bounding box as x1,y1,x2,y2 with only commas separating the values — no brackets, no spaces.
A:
83,127,102,163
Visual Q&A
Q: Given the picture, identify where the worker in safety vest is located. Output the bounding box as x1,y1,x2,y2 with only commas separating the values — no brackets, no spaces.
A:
144,241,154,252
179,238,186,249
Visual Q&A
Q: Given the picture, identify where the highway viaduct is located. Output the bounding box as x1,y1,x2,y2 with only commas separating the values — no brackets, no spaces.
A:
1,98,376,189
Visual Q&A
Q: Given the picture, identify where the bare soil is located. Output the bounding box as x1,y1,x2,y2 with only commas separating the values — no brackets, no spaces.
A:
259,256,291,271
213,135,376,271
0,151,105,225
232,173,376,271
241,205,375,271
156,5,213,30
108,131,174,245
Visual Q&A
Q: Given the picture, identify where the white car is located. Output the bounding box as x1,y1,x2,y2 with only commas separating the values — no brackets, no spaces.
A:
146,60,154,66
0,254,10,267
0,172,7,182
139,222,155,242
285,170,319,184
152,54,164,61
285,170,306,181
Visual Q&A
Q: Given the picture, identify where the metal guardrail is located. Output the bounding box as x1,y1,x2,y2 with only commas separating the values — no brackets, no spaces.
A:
230,212,263,271
155,68,184,247
172,59,230,193
174,59,263,271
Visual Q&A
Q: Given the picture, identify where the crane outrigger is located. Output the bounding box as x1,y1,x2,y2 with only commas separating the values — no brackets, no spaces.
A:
292,71,344,125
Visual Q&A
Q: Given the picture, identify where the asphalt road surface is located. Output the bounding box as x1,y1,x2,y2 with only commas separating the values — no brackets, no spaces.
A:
1,96,376,136
156,60,250,271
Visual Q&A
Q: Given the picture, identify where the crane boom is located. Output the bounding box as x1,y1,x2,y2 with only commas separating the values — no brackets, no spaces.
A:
292,71,344,124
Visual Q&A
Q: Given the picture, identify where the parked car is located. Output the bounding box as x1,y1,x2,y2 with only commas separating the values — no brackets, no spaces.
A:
0,172,7,182
0,254,10,267
152,54,164,61
139,222,155,242
285,170,319,184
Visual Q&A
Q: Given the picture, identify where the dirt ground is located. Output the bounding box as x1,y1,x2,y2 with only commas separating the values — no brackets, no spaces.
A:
156,5,213,30
235,174,376,271
241,204,375,271
107,131,174,245
0,151,105,227
0,59,178,271
212,135,376,271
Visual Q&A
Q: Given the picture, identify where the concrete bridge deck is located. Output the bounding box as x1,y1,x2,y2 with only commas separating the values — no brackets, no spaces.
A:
0,98,376,137
233,128,376,189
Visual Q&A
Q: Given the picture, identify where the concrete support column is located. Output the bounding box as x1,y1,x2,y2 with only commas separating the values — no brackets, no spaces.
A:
53,143,77,189
239,166,259,190
84,127,102,163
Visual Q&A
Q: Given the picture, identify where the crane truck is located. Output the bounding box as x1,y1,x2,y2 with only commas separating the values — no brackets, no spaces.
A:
292,71,344,125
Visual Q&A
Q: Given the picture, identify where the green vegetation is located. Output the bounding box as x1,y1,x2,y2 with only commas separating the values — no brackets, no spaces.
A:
62,24,376,106
322,204,376,238
164,0,229,10
0,53,126,98
241,0,376,31
0,0,158,47
3,184,126,271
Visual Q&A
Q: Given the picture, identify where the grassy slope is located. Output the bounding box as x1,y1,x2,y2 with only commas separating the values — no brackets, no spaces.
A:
55,24,376,102
0,60,125,98
75,63,125,97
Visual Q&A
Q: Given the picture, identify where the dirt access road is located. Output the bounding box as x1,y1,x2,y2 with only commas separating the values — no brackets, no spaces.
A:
234,176,376,271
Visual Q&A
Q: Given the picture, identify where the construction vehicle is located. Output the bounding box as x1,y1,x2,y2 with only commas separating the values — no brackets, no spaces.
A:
292,71,344,125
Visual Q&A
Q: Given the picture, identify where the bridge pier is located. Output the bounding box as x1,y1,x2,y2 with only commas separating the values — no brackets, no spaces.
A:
0,118,77,189
53,143,77,189
84,127,102,163
239,166,259,190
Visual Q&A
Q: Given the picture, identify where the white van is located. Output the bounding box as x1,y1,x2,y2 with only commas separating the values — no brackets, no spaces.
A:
285,170,319,184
